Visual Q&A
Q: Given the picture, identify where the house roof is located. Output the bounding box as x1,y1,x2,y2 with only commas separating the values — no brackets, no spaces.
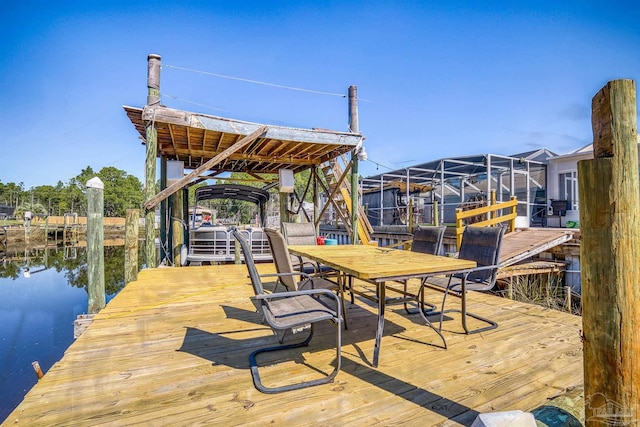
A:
124,105,363,175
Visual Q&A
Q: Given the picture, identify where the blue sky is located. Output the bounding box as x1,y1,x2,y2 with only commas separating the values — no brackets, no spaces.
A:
1,1,639,189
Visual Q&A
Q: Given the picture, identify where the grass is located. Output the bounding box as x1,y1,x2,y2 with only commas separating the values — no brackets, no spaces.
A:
497,273,582,316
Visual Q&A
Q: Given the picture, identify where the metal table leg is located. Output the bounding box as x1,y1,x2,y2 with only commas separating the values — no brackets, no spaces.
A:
372,281,386,368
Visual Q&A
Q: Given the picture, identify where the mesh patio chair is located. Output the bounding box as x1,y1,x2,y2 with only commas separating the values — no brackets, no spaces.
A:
401,225,447,314
281,222,337,277
232,229,342,393
418,226,505,348
264,228,349,329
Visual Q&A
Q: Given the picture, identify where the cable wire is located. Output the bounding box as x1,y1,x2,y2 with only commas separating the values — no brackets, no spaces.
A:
164,64,346,97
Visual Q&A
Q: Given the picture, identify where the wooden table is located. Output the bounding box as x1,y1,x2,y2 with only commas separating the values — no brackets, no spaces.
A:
288,244,476,367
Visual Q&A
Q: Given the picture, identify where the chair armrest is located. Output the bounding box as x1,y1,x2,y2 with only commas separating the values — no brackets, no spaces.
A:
454,264,500,278
252,288,342,315
252,288,336,300
260,271,313,280
384,239,413,250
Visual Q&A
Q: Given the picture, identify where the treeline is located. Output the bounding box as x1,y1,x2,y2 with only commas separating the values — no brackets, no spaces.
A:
0,166,144,218
1,167,315,221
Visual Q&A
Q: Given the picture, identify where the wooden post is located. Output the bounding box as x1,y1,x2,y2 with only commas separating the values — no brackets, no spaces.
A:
509,195,517,232
279,193,289,225
578,79,639,423
313,166,319,229
145,53,161,268
124,209,139,284
349,85,360,245
171,190,184,266
433,200,439,226
455,208,463,250
86,177,105,313
564,285,572,313
408,198,414,232
489,189,496,222
159,157,168,264
182,188,189,250
234,238,241,265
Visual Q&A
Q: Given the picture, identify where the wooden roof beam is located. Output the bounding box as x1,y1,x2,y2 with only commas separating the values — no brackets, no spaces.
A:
168,124,178,153
144,125,268,209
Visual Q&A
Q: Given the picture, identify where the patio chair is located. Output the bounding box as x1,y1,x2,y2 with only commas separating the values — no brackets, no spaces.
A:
265,228,348,329
418,226,505,347
281,222,336,276
412,225,447,256
232,229,342,393
401,225,447,314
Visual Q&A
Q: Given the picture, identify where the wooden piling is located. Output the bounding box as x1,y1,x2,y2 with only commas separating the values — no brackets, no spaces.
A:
433,200,439,226
171,191,184,266
125,209,139,284
349,85,359,245
145,53,161,268
279,193,289,225
86,177,105,314
578,79,639,423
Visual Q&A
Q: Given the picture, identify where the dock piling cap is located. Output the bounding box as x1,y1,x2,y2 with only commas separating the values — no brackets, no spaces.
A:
86,177,104,189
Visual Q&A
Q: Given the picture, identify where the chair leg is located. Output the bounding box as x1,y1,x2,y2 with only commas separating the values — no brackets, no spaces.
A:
437,277,498,335
416,283,447,349
337,283,348,330
250,322,341,393
348,275,355,305
403,279,437,315
458,287,498,334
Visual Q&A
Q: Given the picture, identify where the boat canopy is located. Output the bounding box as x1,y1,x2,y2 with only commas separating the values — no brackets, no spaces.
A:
192,184,270,228
195,184,270,205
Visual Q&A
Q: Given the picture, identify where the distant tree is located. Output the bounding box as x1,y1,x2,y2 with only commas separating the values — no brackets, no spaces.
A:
2,166,144,218
0,181,25,208
61,166,143,217
293,169,313,202
15,201,47,218
31,185,58,215
97,167,143,217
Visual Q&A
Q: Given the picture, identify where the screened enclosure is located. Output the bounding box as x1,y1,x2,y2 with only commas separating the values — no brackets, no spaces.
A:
360,150,552,227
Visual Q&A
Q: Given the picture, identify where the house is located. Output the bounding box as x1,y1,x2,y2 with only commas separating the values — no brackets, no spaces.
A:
546,135,640,227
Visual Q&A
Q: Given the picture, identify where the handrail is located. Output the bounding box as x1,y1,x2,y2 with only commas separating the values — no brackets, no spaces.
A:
455,195,518,249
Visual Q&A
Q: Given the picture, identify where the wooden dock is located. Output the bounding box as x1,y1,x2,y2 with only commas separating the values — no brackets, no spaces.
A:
2,264,583,426
499,228,575,267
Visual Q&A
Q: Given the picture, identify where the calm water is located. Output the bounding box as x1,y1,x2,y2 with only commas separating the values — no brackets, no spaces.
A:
0,245,132,422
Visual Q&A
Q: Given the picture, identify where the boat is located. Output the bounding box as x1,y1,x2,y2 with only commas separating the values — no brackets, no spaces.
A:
186,184,272,265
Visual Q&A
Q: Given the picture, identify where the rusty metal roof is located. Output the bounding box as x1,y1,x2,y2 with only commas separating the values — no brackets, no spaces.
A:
124,105,363,175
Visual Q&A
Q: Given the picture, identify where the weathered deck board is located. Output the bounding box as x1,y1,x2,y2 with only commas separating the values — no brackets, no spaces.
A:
2,264,583,426
499,228,574,267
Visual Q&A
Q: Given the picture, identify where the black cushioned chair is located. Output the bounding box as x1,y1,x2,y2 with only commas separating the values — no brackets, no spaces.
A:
232,229,342,393
264,227,348,329
418,226,505,348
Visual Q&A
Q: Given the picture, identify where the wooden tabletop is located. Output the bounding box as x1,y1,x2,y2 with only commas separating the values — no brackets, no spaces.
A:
288,245,476,281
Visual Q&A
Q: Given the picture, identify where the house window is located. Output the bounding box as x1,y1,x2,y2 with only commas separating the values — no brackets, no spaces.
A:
559,171,578,211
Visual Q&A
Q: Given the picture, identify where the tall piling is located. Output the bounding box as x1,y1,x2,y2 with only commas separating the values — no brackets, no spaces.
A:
578,79,639,423
145,53,161,268
349,85,359,244
86,177,105,313
125,209,139,284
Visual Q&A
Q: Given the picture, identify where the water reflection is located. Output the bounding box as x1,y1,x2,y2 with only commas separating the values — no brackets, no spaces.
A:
0,244,136,422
